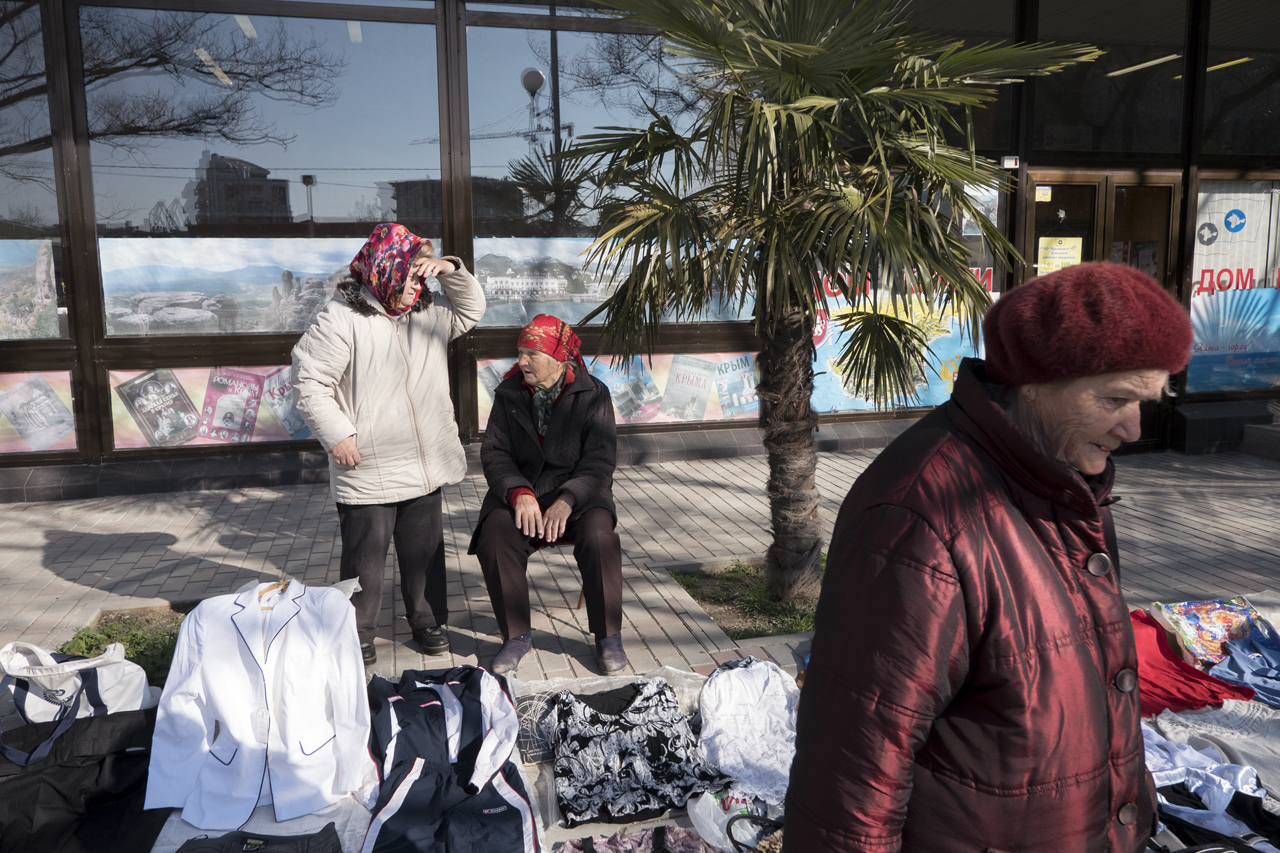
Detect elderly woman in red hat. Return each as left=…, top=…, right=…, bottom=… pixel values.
left=469, top=313, right=627, bottom=675
left=786, top=263, right=1193, bottom=852
left=292, top=224, right=484, bottom=667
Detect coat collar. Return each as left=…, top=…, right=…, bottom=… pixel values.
left=335, top=277, right=431, bottom=318
left=945, top=358, right=1112, bottom=517
left=230, top=579, right=307, bottom=669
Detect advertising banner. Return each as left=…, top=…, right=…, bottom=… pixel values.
left=0, top=372, right=76, bottom=454
left=109, top=365, right=312, bottom=449
left=1187, top=180, right=1280, bottom=392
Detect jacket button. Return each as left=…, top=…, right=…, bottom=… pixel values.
left=1117, top=802, right=1138, bottom=825
left=1114, top=668, right=1138, bottom=692
left=1085, top=553, right=1112, bottom=576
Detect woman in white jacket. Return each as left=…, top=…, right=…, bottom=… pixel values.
left=291, top=224, right=485, bottom=665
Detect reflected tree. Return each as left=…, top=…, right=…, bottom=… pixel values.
left=507, top=145, right=595, bottom=237
left=0, top=2, right=345, bottom=186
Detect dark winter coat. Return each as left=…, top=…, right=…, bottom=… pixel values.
left=785, top=358, right=1155, bottom=853
left=468, top=365, right=617, bottom=554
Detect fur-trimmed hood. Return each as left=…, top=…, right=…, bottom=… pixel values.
left=334, top=273, right=432, bottom=318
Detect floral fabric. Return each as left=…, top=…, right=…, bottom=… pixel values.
left=1153, top=596, right=1266, bottom=665
left=349, top=223, right=430, bottom=317
left=513, top=314, right=585, bottom=367
left=547, top=679, right=727, bottom=828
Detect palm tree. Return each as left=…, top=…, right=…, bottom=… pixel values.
left=565, top=0, right=1099, bottom=604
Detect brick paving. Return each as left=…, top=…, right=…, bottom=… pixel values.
left=2, top=449, right=1280, bottom=688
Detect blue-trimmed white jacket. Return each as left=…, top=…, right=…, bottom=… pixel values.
left=144, top=580, right=371, bottom=830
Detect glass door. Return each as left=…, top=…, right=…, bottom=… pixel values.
left=1022, top=170, right=1182, bottom=452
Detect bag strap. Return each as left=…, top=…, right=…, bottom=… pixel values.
left=727, top=814, right=785, bottom=853
left=79, top=667, right=108, bottom=717
left=0, top=675, right=84, bottom=767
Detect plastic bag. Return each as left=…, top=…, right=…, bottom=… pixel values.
left=688, top=789, right=782, bottom=852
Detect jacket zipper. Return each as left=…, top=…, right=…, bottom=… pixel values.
left=395, top=318, right=432, bottom=493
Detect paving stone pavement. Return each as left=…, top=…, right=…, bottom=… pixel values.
left=1, top=449, right=1279, bottom=688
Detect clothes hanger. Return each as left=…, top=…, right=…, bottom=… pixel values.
left=257, top=578, right=291, bottom=609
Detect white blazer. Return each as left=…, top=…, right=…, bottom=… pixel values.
left=145, top=580, right=371, bottom=830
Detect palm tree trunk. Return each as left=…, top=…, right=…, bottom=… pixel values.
left=757, top=306, right=823, bottom=605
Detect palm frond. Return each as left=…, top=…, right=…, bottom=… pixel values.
left=834, top=310, right=935, bottom=409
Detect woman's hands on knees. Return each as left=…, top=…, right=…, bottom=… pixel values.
left=514, top=494, right=572, bottom=542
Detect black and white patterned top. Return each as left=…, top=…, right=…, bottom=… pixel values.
left=547, top=679, right=728, bottom=828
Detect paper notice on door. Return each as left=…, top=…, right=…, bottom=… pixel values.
left=1037, top=237, right=1083, bottom=274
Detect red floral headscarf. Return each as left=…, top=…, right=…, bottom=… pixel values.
left=503, top=314, right=585, bottom=377
left=349, top=223, right=431, bottom=317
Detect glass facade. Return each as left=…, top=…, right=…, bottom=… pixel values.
left=84, top=8, right=441, bottom=337
left=0, top=0, right=1277, bottom=466
left=0, top=3, right=66, bottom=341
left=1036, top=0, right=1187, bottom=153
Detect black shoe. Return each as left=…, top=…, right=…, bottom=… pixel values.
left=595, top=633, right=629, bottom=673
left=361, top=642, right=376, bottom=666
left=413, top=626, right=450, bottom=656
left=491, top=632, right=532, bottom=676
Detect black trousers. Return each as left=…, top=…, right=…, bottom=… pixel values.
left=475, top=505, right=623, bottom=641
left=336, top=490, right=447, bottom=644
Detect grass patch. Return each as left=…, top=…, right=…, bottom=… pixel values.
left=58, top=607, right=188, bottom=688
left=671, top=558, right=822, bottom=642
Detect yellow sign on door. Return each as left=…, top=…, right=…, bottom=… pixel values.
left=1037, top=237, right=1083, bottom=274
left=1035, top=186, right=1053, bottom=202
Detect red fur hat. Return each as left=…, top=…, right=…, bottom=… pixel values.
left=982, top=262, right=1192, bottom=386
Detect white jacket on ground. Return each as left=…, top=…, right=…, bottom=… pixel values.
left=291, top=259, right=485, bottom=505
left=144, top=580, right=371, bottom=830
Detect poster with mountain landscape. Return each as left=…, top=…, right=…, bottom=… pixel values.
left=0, top=240, right=60, bottom=341
left=97, top=237, right=369, bottom=337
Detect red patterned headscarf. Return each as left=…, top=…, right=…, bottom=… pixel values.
left=503, top=314, right=585, bottom=377
left=349, top=223, right=431, bottom=317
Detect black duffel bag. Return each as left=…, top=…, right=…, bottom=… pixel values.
left=0, top=706, right=170, bottom=853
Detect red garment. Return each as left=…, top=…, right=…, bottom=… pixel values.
left=787, top=358, right=1155, bottom=853
left=1130, top=609, right=1254, bottom=717
left=348, top=223, right=429, bottom=317
left=983, top=261, right=1191, bottom=385
left=503, top=314, right=585, bottom=378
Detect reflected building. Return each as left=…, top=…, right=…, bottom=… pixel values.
left=192, top=153, right=292, bottom=225
left=390, top=177, right=523, bottom=236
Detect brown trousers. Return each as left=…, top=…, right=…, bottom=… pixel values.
left=475, top=505, right=623, bottom=641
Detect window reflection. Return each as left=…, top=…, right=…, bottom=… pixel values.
left=1035, top=0, right=1186, bottom=153
left=83, top=8, right=441, bottom=337
left=466, top=26, right=735, bottom=327
left=1203, top=1, right=1280, bottom=156
left=0, top=1, right=66, bottom=341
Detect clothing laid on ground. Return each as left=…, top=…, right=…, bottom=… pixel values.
left=787, top=359, right=1155, bottom=853
left=145, top=580, right=371, bottom=830
left=174, top=822, right=342, bottom=853
left=1153, top=701, right=1280, bottom=792
left=548, top=679, right=726, bottom=828
left=1157, top=784, right=1280, bottom=852
left=1153, top=598, right=1265, bottom=666
left=551, top=825, right=721, bottom=852
left=697, top=657, right=798, bottom=805
left=1133, top=609, right=1256, bottom=716
left=1211, top=624, right=1280, bottom=709
left=471, top=364, right=622, bottom=643
left=363, top=666, right=538, bottom=853
left=0, top=706, right=169, bottom=853
left=337, top=490, right=448, bottom=643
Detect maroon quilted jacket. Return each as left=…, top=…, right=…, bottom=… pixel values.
left=785, top=359, right=1155, bottom=853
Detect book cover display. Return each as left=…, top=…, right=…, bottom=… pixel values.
left=589, top=356, right=662, bottom=424
left=0, top=374, right=76, bottom=452
left=115, top=368, right=201, bottom=447
left=659, top=355, right=717, bottom=422
left=715, top=354, right=759, bottom=418
left=110, top=365, right=318, bottom=449
left=263, top=367, right=312, bottom=440
left=198, top=368, right=264, bottom=443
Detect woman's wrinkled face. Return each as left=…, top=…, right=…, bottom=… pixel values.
left=1016, top=369, right=1169, bottom=475
left=517, top=347, right=566, bottom=390
left=397, top=266, right=424, bottom=309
